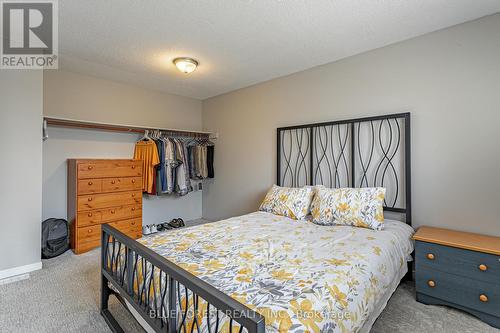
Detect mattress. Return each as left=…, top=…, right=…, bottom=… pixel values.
left=133, top=212, right=414, bottom=333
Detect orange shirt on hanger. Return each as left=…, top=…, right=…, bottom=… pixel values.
left=134, top=140, right=160, bottom=194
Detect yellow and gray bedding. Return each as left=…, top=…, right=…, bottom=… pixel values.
left=134, top=211, right=414, bottom=332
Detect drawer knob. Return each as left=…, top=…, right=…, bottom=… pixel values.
left=88, top=229, right=92, bottom=233
left=131, top=221, right=135, bottom=226
left=88, top=197, right=93, bottom=202
left=132, top=179, right=136, bottom=183
left=111, top=210, right=116, bottom=214
left=132, top=165, right=136, bottom=169
left=479, top=264, right=488, bottom=271
left=88, top=181, right=93, bottom=185
left=87, top=213, right=92, bottom=217
left=111, top=180, right=116, bottom=184
left=88, top=166, right=93, bottom=170
left=427, top=280, right=436, bottom=288
left=426, top=253, right=435, bottom=260
left=132, top=194, right=136, bottom=197
left=131, top=207, right=136, bottom=211
left=480, top=294, right=488, bottom=302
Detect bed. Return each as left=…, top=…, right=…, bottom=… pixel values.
left=101, top=113, right=412, bottom=333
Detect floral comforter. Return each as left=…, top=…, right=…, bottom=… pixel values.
left=138, top=211, right=414, bottom=333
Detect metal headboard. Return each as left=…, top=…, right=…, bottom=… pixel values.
left=277, top=113, right=411, bottom=226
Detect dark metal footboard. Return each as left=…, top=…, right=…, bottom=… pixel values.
left=100, top=224, right=265, bottom=333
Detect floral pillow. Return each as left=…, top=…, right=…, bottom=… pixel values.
left=304, top=184, right=324, bottom=215
left=311, top=187, right=386, bottom=230
left=259, top=185, right=314, bottom=220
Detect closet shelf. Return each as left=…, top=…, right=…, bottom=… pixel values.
left=43, top=116, right=213, bottom=139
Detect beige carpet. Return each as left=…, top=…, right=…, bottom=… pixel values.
left=1, top=235, right=498, bottom=332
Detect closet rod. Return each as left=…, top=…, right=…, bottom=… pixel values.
left=43, top=116, right=213, bottom=138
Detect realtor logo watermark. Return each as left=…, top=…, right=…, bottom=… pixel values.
left=1, top=0, right=58, bottom=69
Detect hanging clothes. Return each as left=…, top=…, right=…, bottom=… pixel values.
left=207, top=145, right=215, bottom=178
left=186, top=141, right=214, bottom=180
left=200, top=145, right=208, bottom=178
left=192, top=145, right=207, bottom=179
left=134, top=139, right=160, bottom=194
left=134, top=131, right=214, bottom=196
left=187, top=145, right=195, bottom=180
left=172, top=138, right=193, bottom=196
left=194, top=145, right=202, bottom=179
left=155, top=138, right=164, bottom=195
left=151, top=161, right=157, bottom=194
left=162, top=138, right=179, bottom=194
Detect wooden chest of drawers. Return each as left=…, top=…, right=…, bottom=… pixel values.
left=68, top=159, right=143, bottom=254
left=414, top=226, right=500, bottom=328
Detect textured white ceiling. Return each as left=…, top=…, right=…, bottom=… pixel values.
left=59, top=0, right=500, bottom=99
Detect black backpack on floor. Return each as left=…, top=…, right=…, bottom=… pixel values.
left=42, top=218, right=69, bottom=259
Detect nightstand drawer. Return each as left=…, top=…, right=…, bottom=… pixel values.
left=416, top=268, right=500, bottom=317
left=416, top=241, right=500, bottom=284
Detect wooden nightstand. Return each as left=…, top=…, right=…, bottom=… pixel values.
left=413, top=226, right=500, bottom=328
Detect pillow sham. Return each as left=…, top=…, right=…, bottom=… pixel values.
left=259, top=185, right=314, bottom=220
left=311, top=187, right=386, bottom=230
left=304, top=184, right=324, bottom=215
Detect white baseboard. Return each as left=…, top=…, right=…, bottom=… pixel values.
left=0, top=262, right=42, bottom=281
left=0, top=273, right=30, bottom=286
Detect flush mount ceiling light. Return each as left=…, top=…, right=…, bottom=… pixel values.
left=173, top=57, right=198, bottom=74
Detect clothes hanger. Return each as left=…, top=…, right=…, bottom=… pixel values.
left=153, top=129, right=160, bottom=140
left=139, top=129, right=151, bottom=142
left=200, top=135, right=211, bottom=145
left=183, top=135, right=196, bottom=146
left=203, top=134, right=214, bottom=146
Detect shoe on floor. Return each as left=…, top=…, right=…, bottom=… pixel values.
left=168, top=218, right=184, bottom=228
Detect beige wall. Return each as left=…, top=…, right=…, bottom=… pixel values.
left=43, top=70, right=204, bottom=225
left=202, top=14, right=500, bottom=236
left=44, top=70, right=202, bottom=130
left=0, top=71, right=43, bottom=274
